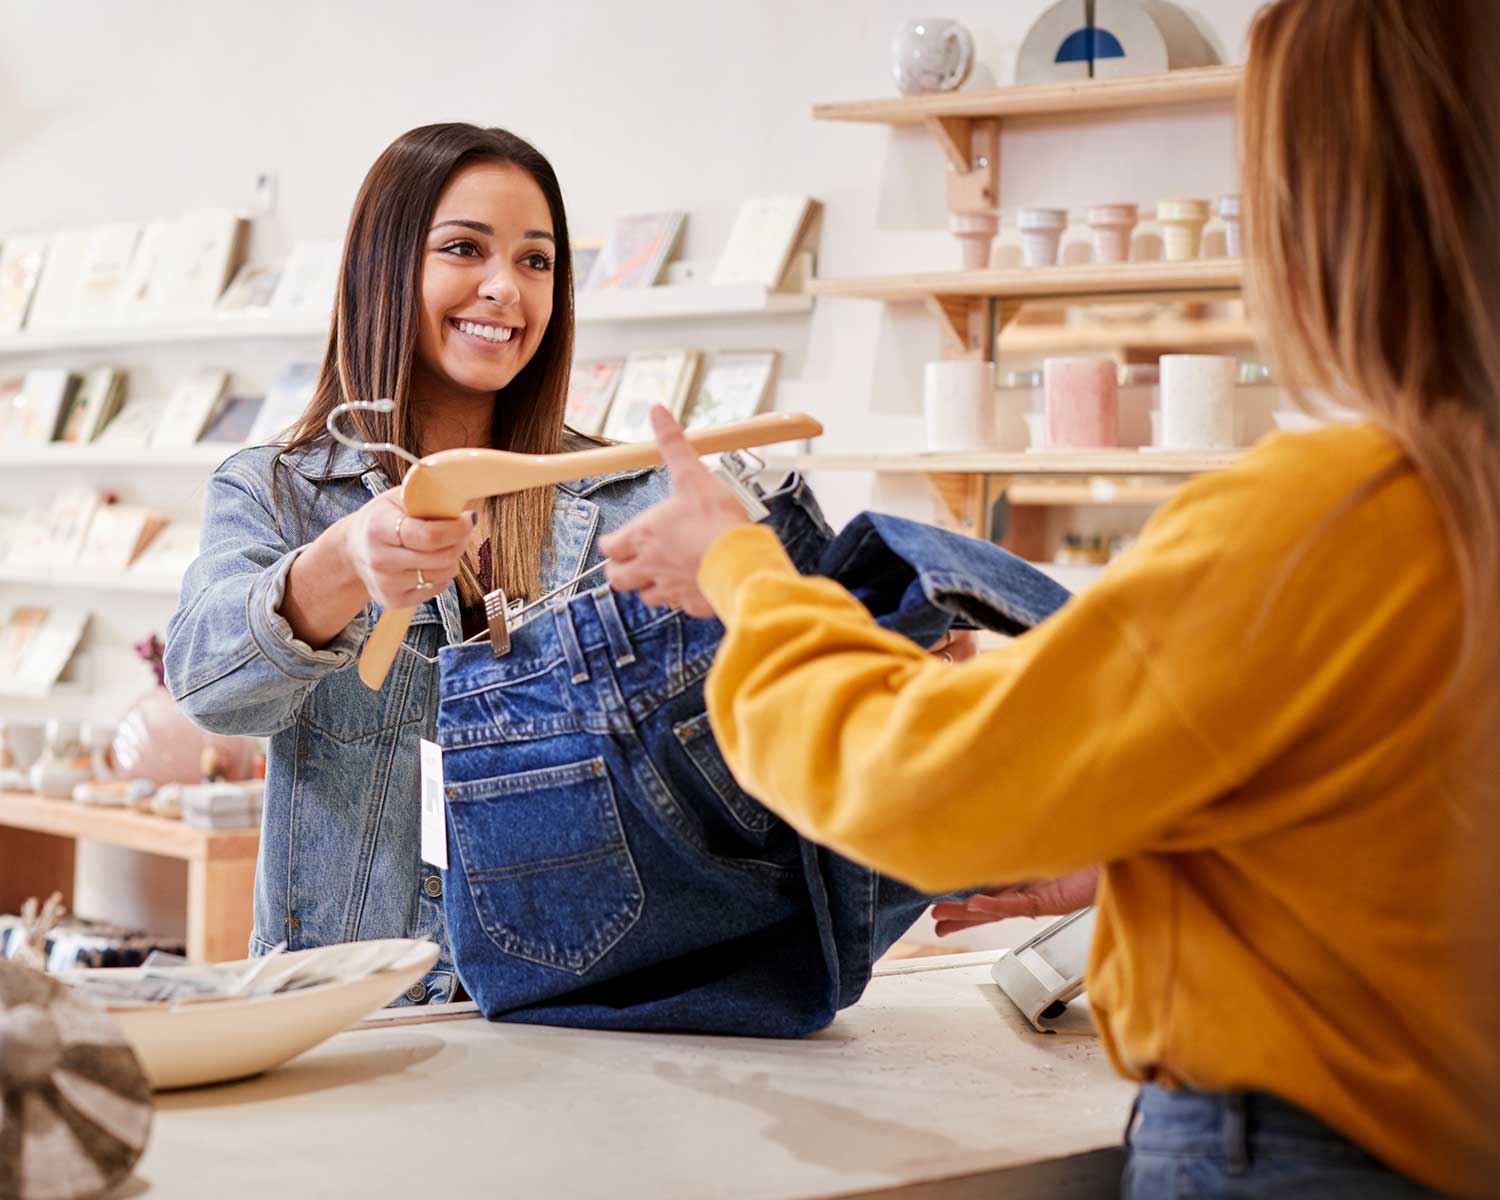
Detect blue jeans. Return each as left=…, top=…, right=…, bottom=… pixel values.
left=1124, top=1085, right=1452, bottom=1198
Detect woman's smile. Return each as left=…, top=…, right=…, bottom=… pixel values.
left=448, top=316, right=522, bottom=349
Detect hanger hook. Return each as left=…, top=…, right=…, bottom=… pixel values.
left=325, top=399, right=422, bottom=469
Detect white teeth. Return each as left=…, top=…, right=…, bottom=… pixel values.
left=457, top=320, right=514, bottom=343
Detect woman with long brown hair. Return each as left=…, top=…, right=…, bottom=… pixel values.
left=599, top=1, right=1499, bottom=1193
left=163, top=124, right=668, bottom=1005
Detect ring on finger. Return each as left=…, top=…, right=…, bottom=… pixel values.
left=415, top=568, right=431, bottom=591
left=395, top=515, right=407, bottom=549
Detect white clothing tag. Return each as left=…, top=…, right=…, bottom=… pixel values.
left=419, top=738, right=448, bottom=870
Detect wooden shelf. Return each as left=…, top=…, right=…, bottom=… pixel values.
left=0, top=790, right=255, bottom=862
left=1006, top=481, right=1182, bottom=505
left=814, top=65, right=1241, bottom=126
left=999, top=317, right=1257, bottom=355
left=809, top=259, right=1241, bottom=305
left=0, top=314, right=328, bottom=356
left=797, top=449, right=1239, bottom=475
left=0, top=790, right=258, bottom=962
left=0, top=566, right=182, bottom=595
left=0, top=443, right=235, bottom=468
left=576, top=284, right=812, bottom=323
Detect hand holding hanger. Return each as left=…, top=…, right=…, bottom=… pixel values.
left=327, top=400, right=824, bottom=689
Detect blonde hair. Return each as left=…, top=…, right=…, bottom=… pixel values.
left=1241, top=0, right=1499, bottom=719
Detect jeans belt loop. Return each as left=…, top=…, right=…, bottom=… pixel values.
left=555, top=601, right=589, bottom=684
left=590, top=584, right=637, bottom=668
left=1222, top=1093, right=1250, bottom=1176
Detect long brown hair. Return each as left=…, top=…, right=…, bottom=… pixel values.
left=279, top=123, right=578, bottom=601
left=1241, top=0, right=1499, bottom=714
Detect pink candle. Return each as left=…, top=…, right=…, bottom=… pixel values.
left=1044, top=357, right=1119, bottom=448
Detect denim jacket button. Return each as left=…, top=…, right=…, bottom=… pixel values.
left=423, top=875, right=443, bottom=899
left=405, top=981, right=428, bottom=1004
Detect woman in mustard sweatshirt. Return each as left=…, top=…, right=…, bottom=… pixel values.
left=600, top=1, right=1499, bottom=1195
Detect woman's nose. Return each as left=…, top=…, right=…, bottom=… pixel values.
left=479, top=267, right=521, bottom=307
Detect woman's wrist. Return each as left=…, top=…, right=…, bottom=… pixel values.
left=281, top=517, right=371, bottom=649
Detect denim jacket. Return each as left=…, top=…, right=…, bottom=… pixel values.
left=163, top=437, right=669, bottom=1004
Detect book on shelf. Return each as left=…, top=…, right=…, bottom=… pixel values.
left=565, top=357, right=625, bottom=437
left=0, top=606, right=89, bottom=697
left=36, top=486, right=107, bottom=568
left=198, top=393, right=265, bottom=444
left=60, top=366, right=126, bottom=444
left=269, top=240, right=341, bottom=315
left=156, top=211, right=249, bottom=317
left=0, top=234, right=50, bottom=334
left=132, top=523, right=200, bottom=578
left=115, top=219, right=177, bottom=323
left=584, top=212, right=687, bottom=292
left=711, top=196, right=820, bottom=290
left=684, top=350, right=779, bottom=429
left=602, top=350, right=701, bottom=443
left=216, top=263, right=281, bottom=315
left=79, top=505, right=170, bottom=572
left=11, top=369, right=80, bottom=444
left=73, top=223, right=144, bottom=325
left=247, top=362, right=318, bottom=445
left=152, top=369, right=230, bottom=447
left=571, top=240, right=602, bottom=289
left=24, top=230, right=90, bottom=331
left=94, top=395, right=165, bottom=448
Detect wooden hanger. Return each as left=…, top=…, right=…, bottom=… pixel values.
left=353, top=411, right=822, bottom=689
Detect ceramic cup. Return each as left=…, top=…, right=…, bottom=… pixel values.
left=1218, top=194, right=1242, bottom=257
left=995, top=369, right=1041, bottom=451
left=1159, top=354, right=1237, bottom=448
left=891, top=19, right=975, bottom=95
left=924, top=360, right=997, bottom=452
left=948, top=211, right=999, bottom=270
left=1087, top=204, right=1138, bottom=265
left=1017, top=208, right=1069, bottom=268
left=1044, top=357, right=1119, bottom=449
left=1157, top=198, right=1211, bottom=261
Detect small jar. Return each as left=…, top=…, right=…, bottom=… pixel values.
left=995, top=369, right=1041, bottom=451
left=1159, top=354, right=1237, bottom=449
left=923, top=360, right=998, bottom=452
left=1218, top=194, right=1242, bottom=258
left=1157, top=199, right=1211, bottom=261
left=1017, top=208, right=1069, bottom=268
left=1044, top=357, right=1119, bottom=449
left=949, top=211, right=999, bottom=270
left=1117, top=363, right=1159, bottom=448
left=1087, top=204, right=1138, bottom=264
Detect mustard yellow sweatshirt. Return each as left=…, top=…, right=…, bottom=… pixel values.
left=699, top=424, right=1499, bottom=1197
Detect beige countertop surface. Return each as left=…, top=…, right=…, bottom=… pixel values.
left=125, top=951, right=1135, bottom=1199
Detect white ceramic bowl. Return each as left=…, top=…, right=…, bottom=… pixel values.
left=76, top=939, right=440, bottom=1089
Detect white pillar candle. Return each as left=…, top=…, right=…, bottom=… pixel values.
left=1159, top=355, right=1237, bottom=449
left=923, top=360, right=998, bottom=452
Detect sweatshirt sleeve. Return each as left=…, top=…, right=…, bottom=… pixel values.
left=698, top=524, right=1233, bottom=893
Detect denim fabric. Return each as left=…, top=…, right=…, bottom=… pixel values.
left=163, top=436, right=670, bottom=1005
left=1123, top=1085, right=1451, bottom=1198
left=437, top=479, right=1074, bottom=1035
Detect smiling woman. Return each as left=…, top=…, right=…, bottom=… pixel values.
left=162, top=124, right=671, bottom=1004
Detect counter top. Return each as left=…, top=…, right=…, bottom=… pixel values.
left=130, top=951, right=1134, bottom=1199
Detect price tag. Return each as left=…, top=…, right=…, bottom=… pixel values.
left=419, top=738, right=447, bottom=870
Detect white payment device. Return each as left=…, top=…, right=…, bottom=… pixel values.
left=990, top=907, right=1096, bottom=1030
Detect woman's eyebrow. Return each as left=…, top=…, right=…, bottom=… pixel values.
left=429, top=219, right=555, bottom=244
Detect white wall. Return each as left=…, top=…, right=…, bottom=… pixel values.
left=1, top=0, right=1265, bottom=941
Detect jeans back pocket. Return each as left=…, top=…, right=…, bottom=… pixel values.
left=446, top=756, right=643, bottom=975
left=673, top=711, right=782, bottom=836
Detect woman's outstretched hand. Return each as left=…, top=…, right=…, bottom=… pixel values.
left=930, top=867, right=1100, bottom=938
left=601, top=406, right=752, bottom=617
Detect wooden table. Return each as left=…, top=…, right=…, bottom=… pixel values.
left=0, top=790, right=256, bottom=961
left=133, top=952, right=1136, bottom=1198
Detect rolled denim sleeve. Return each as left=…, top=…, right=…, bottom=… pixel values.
left=165, top=458, right=367, bottom=737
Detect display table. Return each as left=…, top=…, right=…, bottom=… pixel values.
left=132, top=952, right=1135, bottom=1198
